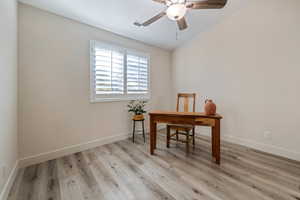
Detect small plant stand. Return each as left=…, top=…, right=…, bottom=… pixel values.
left=132, top=118, right=145, bottom=143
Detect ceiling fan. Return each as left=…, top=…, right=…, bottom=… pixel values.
left=134, top=0, right=227, bottom=31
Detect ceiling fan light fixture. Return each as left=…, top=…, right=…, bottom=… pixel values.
left=166, top=3, right=187, bottom=21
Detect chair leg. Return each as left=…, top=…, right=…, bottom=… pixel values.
left=132, top=120, right=136, bottom=143
left=176, top=130, right=179, bottom=141
left=142, top=120, right=145, bottom=143
left=192, top=127, right=195, bottom=147
left=186, top=130, right=190, bottom=155
left=166, top=126, right=170, bottom=148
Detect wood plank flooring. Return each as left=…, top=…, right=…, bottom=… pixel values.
left=8, top=131, right=300, bottom=200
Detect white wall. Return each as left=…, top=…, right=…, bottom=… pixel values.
left=172, top=0, right=300, bottom=160
left=18, top=3, right=172, bottom=164
left=0, top=0, right=18, bottom=196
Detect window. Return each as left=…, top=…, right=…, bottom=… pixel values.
left=90, top=41, right=150, bottom=102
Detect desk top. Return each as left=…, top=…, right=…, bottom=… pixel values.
left=149, top=110, right=223, bottom=119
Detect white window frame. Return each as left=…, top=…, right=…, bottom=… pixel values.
left=90, top=40, right=151, bottom=103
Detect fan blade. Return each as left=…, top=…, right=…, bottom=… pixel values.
left=152, top=0, right=166, bottom=4
left=187, top=0, right=227, bottom=9
left=141, top=12, right=166, bottom=26
left=177, top=17, right=188, bottom=30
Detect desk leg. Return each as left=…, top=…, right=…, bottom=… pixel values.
left=150, top=116, right=157, bottom=155
left=211, top=126, right=216, bottom=158
left=212, top=119, right=221, bottom=165
left=154, top=124, right=157, bottom=150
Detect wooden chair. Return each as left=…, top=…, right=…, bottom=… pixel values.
left=166, top=93, right=196, bottom=154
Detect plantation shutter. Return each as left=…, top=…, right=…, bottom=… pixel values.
left=90, top=41, right=150, bottom=102
left=126, top=53, right=149, bottom=94
left=92, top=45, right=124, bottom=95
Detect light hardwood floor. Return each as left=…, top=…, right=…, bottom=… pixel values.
left=8, top=130, right=300, bottom=200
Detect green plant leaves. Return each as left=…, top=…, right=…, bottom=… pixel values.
left=127, top=100, right=148, bottom=115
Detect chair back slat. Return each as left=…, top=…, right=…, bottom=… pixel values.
left=183, top=97, right=189, bottom=112
left=176, top=93, right=196, bottom=112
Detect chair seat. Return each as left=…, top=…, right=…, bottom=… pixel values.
left=166, top=123, right=196, bottom=154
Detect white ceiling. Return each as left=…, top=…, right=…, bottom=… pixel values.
left=18, top=0, right=245, bottom=50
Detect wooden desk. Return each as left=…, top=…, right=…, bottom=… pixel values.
left=149, top=111, right=223, bottom=164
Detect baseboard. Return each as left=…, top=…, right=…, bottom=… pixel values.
left=0, top=161, right=19, bottom=200
left=224, top=134, right=300, bottom=161
left=19, top=133, right=131, bottom=168
left=135, top=124, right=165, bottom=134
left=198, top=132, right=300, bottom=161
left=18, top=124, right=166, bottom=168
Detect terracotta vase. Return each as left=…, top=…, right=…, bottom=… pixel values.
left=204, top=99, right=216, bottom=115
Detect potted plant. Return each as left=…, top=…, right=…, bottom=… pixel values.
left=127, top=100, right=147, bottom=120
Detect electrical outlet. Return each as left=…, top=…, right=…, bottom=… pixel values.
left=263, top=131, right=272, bottom=139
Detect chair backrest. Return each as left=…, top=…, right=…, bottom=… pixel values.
left=176, top=93, right=196, bottom=112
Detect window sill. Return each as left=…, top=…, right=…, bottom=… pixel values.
left=90, top=96, right=150, bottom=103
